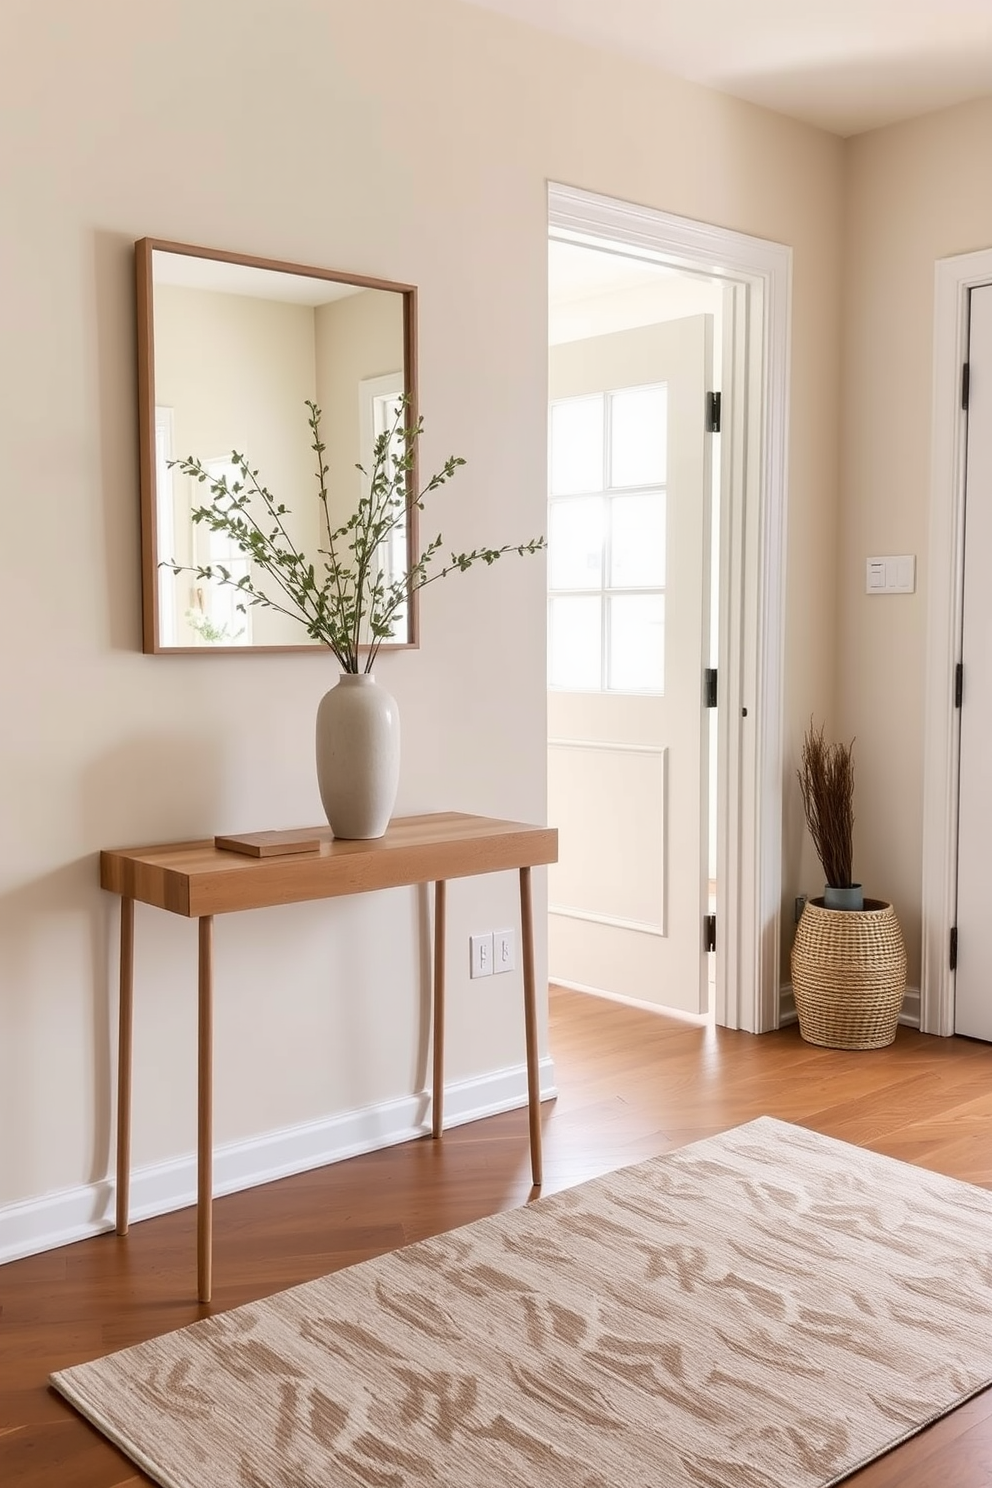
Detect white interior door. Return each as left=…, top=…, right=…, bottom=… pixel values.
left=956, top=283, right=992, bottom=1040
left=547, top=316, right=713, bottom=1015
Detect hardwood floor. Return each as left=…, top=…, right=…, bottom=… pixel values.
left=3, top=984, right=992, bottom=1486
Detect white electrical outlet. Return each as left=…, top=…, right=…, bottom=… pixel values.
left=494, top=928, right=516, bottom=974
left=470, top=932, right=493, bottom=978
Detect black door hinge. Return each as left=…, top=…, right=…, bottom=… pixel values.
left=950, top=926, right=958, bottom=971
left=955, top=662, right=963, bottom=708
left=706, top=391, right=722, bottom=433
left=704, top=913, right=716, bottom=953
left=704, top=668, right=718, bottom=708
left=962, top=362, right=970, bottom=411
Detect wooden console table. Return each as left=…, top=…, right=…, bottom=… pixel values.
left=102, top=812, right=558, bottom=1302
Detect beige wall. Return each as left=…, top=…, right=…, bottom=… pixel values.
left=0, top=0, right=843, bottom=1222
left=841, top=97, right=992, bottom=985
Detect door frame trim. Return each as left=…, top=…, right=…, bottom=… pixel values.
left=921, top=246, right=992, bottom=1035
left=548, top=183, right=792, bottom=1033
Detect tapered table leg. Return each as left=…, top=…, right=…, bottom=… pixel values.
left=197, top=916, right=214, bottom=1303
left=519, top=866, right=543, bottom=1186
left=115, top=897, right=134, bottom=1235
left=431, top=880, right=447, bottom=1139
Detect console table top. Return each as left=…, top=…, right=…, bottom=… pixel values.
left=100, top=811, right=558, bottom=917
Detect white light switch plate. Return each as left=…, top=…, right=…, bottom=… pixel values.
left=866, top=555, right=915, bottom=594
left=470, top=932, right=493, bottom=978
left=493, top=928, right=516, bottom=974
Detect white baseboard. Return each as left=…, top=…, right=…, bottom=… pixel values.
left=552, top=977, right=713, bottom=1026
left=779, top=984, right=922, bottom=1030
left=0, top=1057, right=557, bottom=1266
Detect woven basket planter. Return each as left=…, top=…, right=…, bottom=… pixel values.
left=791, top=898, right=907, bottom=1050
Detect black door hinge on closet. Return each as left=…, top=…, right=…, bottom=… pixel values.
left=950, top=926, right=958, bottom=972
left=962, top=362, right=970, bottom=411
left=704, top=914, right=717, bottom=953
left=704, top=669, right=718, bottom=708
left=706, top=391, right=721, bottom=433
left=955, top=662, right=963, bottom=708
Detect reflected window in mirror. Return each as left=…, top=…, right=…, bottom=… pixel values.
left=136, top=239, right=418, bottom=654
left=360, top=372, right=408, bottom=638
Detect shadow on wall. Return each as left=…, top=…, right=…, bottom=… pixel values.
left=0, top=857, right=109, bottom=1210
left=318, top=882, right=433, bottom=1119
left=782, top=736, right=808, bottom=925
left=90, top=226, right=144, bottom=655
left=0, top=732, right=224, bottom=1207
left=415, top=882, right=432, bottom=1105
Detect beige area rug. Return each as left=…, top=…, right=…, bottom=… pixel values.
left=52, top=1117, right=992, bottom=1488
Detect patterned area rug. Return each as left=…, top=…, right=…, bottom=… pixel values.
left=52, top=1117, right=992, bottom=1488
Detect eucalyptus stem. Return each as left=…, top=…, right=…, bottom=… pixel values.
left=177, top=459, right=320, bottom=624
left=307, top=401, right=352, bottom=650
left=350, top=401, right=406, bottom=667
left=163, top=396, right=545, bottom=667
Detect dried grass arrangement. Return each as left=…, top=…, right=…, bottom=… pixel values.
left=798, top=720, right=855, bottom=889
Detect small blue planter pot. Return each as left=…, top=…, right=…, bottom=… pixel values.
left=823, top=883, right=864, bottom=911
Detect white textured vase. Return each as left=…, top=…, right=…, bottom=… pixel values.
left=315, top=673, right=400, bottom=839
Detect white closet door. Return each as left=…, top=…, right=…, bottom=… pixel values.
left=955, top=283, right=992, bottom=1040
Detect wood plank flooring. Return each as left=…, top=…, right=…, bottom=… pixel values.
left=3, top=985, right=992, bottom=1486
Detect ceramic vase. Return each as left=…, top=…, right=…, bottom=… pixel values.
left=315, top=673, right=400, bottom=839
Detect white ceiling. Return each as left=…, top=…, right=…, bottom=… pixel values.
left=548, top=240, right=722, bottom=343
left=152, top=251, right=364, bottom=306
left=548, top=240, right=677, bottom=304
left=457, top=0, right=992, bottom=136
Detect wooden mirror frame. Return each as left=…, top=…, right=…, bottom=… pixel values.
left=135, top=238, right=419, bottom=655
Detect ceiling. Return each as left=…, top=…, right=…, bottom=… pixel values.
left=548, top=240, right=677, bottom=304
left=457, top=0, right=992, bottom=136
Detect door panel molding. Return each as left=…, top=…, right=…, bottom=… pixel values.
left=548, top=736, right=666, bottom=754
left=549, top=184, right=791, bottom=1033
left=548, top=906, right=666, bottom=938
left=923, top=247, right=992, bottom=1036
left=548, top=740, right=667, bottom=933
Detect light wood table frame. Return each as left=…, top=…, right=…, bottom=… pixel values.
left=101, top=812, right=558, bottom=1302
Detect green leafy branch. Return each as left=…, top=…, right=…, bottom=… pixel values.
left=163, top=397, right=545, bottom=672
left=184, top=608, right=245, bottom=644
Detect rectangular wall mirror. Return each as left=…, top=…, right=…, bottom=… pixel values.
left=135, top=238, right=419, bottom=653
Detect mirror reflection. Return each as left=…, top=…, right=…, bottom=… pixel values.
left=137, top=239, right=417, bottom=652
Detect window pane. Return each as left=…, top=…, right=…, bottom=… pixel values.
left=370, top=394, right=407, bottom=601
left=549, top=497, right=604, bottom=591
left=608, top=594, right=665, bottom=693
left=610, top=492, right=666, bottom=588
left=550, top=396, right=604, bottom=494
left=610, top=385, right=667, bottom=488
left=549, top=595, right=602, bottom=690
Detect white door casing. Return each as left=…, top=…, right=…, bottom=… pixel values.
left=549, top=184, right=792, bottom=1033
left=951, top=284, right=992, bottom=1040
left=548, top=316, right=713, bottom=1016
